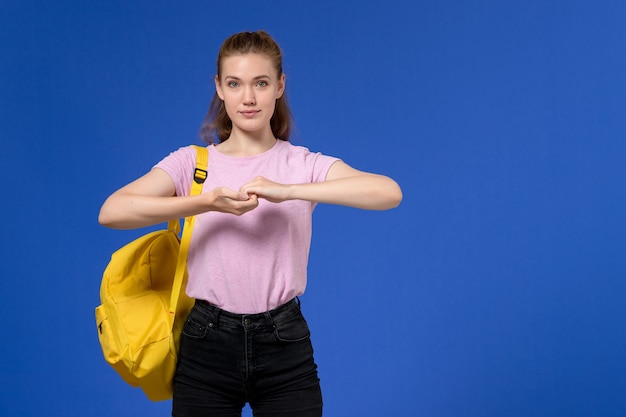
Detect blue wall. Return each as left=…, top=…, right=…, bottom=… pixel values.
left=1, top=1, right=625, bottom=416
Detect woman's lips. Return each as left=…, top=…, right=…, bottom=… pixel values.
left=240, top=110, right=260, bottom=118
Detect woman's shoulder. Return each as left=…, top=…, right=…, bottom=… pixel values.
left=164, top=144, right=208, bottom=161
left=276, top=140, right=341, bottom=181
left=277, top=139, right=329, bottom=157
left=155, top=144, right=208, bottom=171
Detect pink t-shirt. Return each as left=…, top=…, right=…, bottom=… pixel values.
left=154, top=140, right=339, bottom=314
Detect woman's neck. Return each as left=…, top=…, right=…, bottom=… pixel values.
left=216, top=129, right=278, bottom=157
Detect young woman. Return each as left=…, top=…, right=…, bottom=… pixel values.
left=99, top=30, right=402, bottom=417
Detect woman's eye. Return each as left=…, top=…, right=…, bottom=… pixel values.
left=257, top=81, right=268, bottom=87
left=228, top=81, right=239, bottom=88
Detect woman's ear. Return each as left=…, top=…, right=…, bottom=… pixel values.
left=276, top=73, right=286, bottom=99
left=215, top=75, right=224, bottom=100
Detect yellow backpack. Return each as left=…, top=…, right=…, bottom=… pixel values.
left=95, top=145, right=208, bottom=401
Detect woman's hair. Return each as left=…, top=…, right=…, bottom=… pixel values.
left=199, top=30, right=293, bottom=144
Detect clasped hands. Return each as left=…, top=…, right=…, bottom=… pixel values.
left=209, top=176, right=291, bottom=216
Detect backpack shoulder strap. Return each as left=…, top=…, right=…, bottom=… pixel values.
left=168, top=145, right=209, bottom=320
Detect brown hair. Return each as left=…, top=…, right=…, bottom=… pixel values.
left=199, top=30, right=293, bottom=143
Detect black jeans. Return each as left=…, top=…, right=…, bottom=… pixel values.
left=172, top=298, right=323, bottom=417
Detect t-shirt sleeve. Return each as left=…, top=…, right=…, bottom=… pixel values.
left=153, top=146, right=197, bottom=197
left=305, top=150, right=341, bottom=183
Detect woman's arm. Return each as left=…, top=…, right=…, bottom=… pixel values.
left=240, top=161, right=402, bottom=210
left=98, top=168, right=259, bottom=230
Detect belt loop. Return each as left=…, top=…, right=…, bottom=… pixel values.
left=263, top=311, right=276, bottom=330
left=213, top=306, right=222, bottom=329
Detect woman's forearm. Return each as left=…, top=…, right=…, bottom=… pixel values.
left=99, top=187, right=261, bottom=230
left=287, top=174, right=402, bottom=210
left=98, top=193, right=209, bottom=230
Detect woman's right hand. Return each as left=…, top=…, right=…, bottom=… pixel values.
left=99, top=168, right=258, bottom=230
left=205, top=187, right=259, bottom=216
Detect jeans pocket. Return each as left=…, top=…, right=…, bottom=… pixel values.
left=182, top=306, right=210, bottom=339
left=274, top=312, right=311, bottom=342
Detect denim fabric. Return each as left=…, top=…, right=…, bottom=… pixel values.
left=172, top=298, right=323, bottom=417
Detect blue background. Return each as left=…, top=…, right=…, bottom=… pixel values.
left=1, top=1, right=625, bottom=416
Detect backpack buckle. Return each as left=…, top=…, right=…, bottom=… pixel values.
left=194, top=168, right=207, bottom=184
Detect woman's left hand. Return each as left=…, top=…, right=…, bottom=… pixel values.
left=240, top=161, right=402, bottom=210
left=239, top=176, right=291, bottom=203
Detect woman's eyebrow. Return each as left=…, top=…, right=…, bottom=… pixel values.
left=224, top=75, right=271, bottom=81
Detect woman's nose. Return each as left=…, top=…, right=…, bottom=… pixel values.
left=243, top=87, right=255, bottom=104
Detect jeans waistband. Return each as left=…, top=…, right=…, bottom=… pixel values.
left=193, top=298, right=301, bottom=330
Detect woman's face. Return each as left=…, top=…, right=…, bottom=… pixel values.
left=215, top=53, right=285, bottom=139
